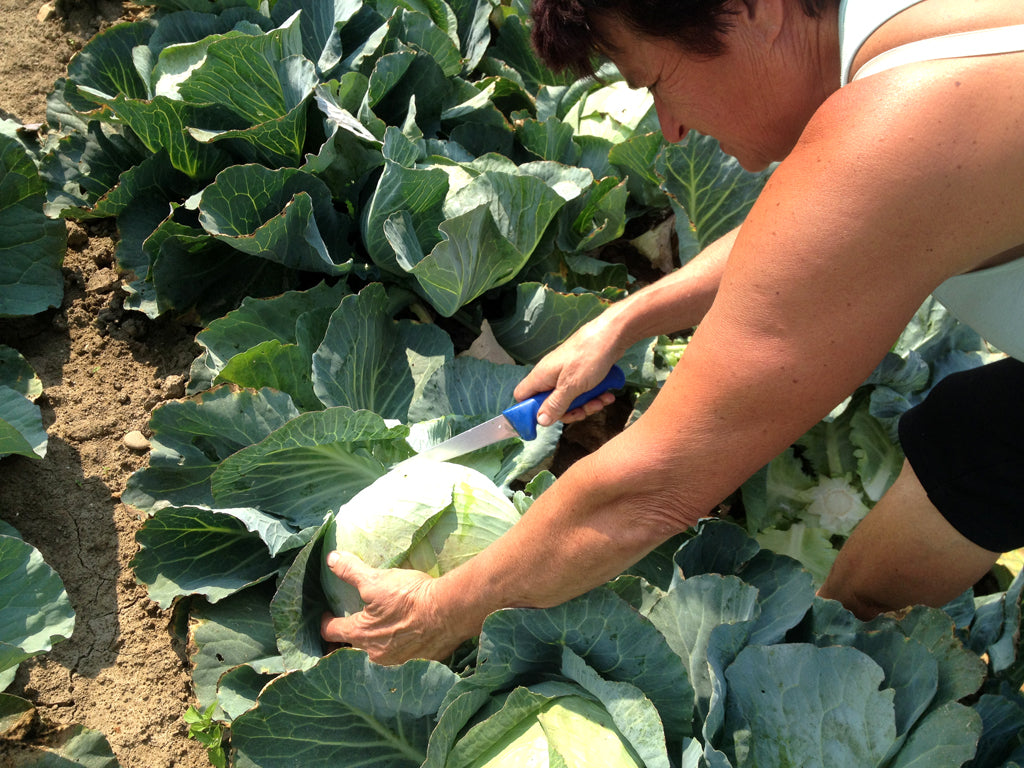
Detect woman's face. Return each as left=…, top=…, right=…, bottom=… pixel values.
left=591, top=9, right=825, bottom=171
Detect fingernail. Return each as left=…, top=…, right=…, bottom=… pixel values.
left=537, top=413, right=551, bottom=427
left=327, top=551, right=339, bottom=567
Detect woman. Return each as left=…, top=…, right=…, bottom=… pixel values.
left=322, top=0, right=1024, bottom=664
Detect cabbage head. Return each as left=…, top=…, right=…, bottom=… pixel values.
left=447, top=682, right=645, bottom=768
left=802, top=475, right=870, bottom=536
left=321, top=461, right=521, bottom=616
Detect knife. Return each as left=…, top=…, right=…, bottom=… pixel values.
left=414, top=365, right=626, bottom=463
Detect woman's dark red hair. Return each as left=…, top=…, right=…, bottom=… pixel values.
left=530, top=0, right=839, bottom=77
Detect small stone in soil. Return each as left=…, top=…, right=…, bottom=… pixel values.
left=123, top=431, right=150, bottom=451
left=86, top=269, right=119, bottom=294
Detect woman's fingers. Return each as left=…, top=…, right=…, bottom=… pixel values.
left=537, top=369, right=620, bottom=426
left=319, top=551, right=460, bottom=663
left=325, top=550, right=370, bottom=592
left=512, top=359, right=561, bottom=404
left=533, top=382, right=574, bottom=427
left=511, top=312, right=624, bottom=425
left=320, top=611, right=349, bottom=645
left=320, top=552, right=376, bottom=645
left=514, top=353, right=617, bottom=425
left=558, top=391, right=617, bottom=424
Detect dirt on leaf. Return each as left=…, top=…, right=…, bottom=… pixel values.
left=0, top=1, right=211, bottom=765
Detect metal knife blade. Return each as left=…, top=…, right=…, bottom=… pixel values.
left=413, top=415, right=520, bottom=463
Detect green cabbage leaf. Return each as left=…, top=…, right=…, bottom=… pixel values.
left=0, top=522, right=75, bottom=691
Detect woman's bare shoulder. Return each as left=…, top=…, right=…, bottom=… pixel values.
left=782, top=51, right=1024, bottom=277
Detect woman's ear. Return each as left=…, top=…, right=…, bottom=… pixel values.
left=739, top=0, right=785, bottom=47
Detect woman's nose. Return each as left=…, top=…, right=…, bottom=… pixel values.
left=654, top=98, right=687, bottom=143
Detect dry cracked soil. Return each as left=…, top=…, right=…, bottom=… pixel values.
left=1, top=0, right=211, bottom=764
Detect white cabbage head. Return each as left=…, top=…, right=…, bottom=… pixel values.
left=803, top=476, right=870, bottom=536
left=461, top=687, right=645, bottom=768
left=321, top=460, right=521, bottom=616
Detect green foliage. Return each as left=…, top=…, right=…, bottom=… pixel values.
left=0, top=521, right=75, bottom=692
left=0, top=126, right=80, bottom=755
left=0, top=120, right=66, bottom=318
left=435, top=678, right=652, bottom=767
left=656, top=133, right=772, bottom=264
left=230, top=651, right=458, bottom=767
left=0, top=380, right=47, bottom=460
left=37, top=0, right=770, bottom=326
left=20, top=0, right=1020, bottom=763
left=185, top=703, right=228, bottom=768
left=0, top=122, right=62, bottom=460
left=0, top=703, right=121, bottom=766
left=216, top=521, right=1024, bottom=767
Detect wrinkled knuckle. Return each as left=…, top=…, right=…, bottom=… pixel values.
left=546, top=387, right=568, bottom=406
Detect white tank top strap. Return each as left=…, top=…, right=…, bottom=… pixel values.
left=852, top=24, right=1024, bottom=81
left=838, top=0, right=923, bottom=85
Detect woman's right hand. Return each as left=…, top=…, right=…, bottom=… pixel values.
left=512, top=314, right=625, bottom=427
left=513, top=224, right=736, bottom=425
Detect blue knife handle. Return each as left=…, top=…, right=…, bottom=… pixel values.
left=502, top=365, right=626, bottom=441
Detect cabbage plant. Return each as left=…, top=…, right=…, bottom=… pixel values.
left=0, top=523, right=116, bottom=765
left=0, top=122, right=84, bottom=752
left=441, top=681, right=647, bottom=768
left=0, top=121, right=64, bottom=320
left=0, top=121, right=64, bottom=460
left=33, top=0, right=1021, bottom=762
left=227, top=520, right=1024, bottom=768
left=0, top=520, right=75, bottom=691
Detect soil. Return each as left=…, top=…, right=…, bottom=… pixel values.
left=0, top=0, right=211, bottom=765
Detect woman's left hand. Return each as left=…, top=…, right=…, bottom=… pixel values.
left=320, top=551, right=472, bottom=665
